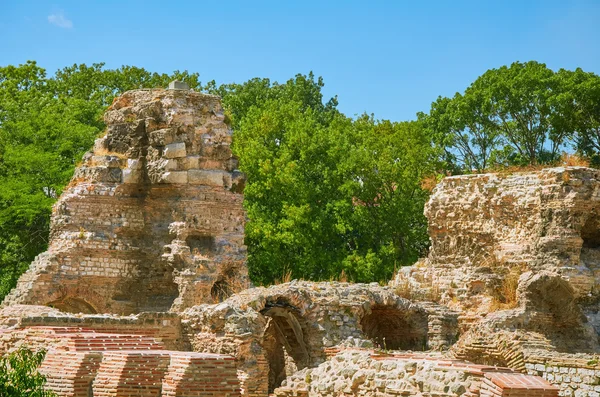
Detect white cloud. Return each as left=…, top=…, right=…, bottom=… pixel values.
left=47, top=12, right=73, bottom=29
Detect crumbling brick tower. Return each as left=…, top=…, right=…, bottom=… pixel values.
left=2, top=83, right=248, bottom=314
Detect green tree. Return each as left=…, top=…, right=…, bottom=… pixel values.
left=207, top=72, right=338, bottom=130
left=234, top=98, right=349, bottom=283
left=481, top=61, right=572, bottom=165
left=0, top=347, right=56, bottom=397
left=556, top=68, right=600, bottom=163
left=420, top=91, right=500, bottom=173
left=340, top=117, right=438, bottom=281
left=232, top=74, right=437, bottom=283
left=423, top=61, right=584, bottom=170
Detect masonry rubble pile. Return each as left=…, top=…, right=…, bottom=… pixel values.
left=0, top=84, right=597, bottom=397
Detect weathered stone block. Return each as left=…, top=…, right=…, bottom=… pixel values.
left=188, top=170, right=230, bottom=187
left=122, top=168, right=142, bottom=184
left=127, top=158, right=143, bottom=170
left=164, top=142, right=186, bottom=158
left=91, top=155, right=122, bottom=168
left=161, top=171, right=188, bottom=184
left=148, top=128, right=176, bottom=146
left=168, top=80, right=189, bottom=90
left=165, top=159, right=178, bottom=170
left=180, top=155, right=200, bottom=170
left=74, top=167, right=122, bottom=183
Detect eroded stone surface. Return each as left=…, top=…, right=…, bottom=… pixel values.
left=275, top=350, right=558, bottom=397
left=392, top=167, right=600, bottom=317
left=2, top=88, right=248, bottom=314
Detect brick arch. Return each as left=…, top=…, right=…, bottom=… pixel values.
left=260, top=299, right=311, bottom=393
left=47, top=297, right=98, bottom=314
left=44, top=285, right=106, bottom=314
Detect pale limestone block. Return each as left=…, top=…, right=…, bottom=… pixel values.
left=162, top=171, right=188, bottom=184
left=165, top=159, right=178, bottom=170
left=122, top=168, right=142, bottom=184
left=188, top=170, right=231, bottom=187
left=180, top=155, right=200, bottom=170
left=164, top=142, right=186, bottom=158
left=127, top=159, right=143, bottom=170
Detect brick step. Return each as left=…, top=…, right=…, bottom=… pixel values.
left=3, top=326, right=166, bottom=352
left=483, top=372, right=559, bottom=397
left=65, top=334, right=164, bottom=351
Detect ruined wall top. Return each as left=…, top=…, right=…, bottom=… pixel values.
left=416, top=166, right=600, bottom=298
left=2, top=85, right=248, bottom=314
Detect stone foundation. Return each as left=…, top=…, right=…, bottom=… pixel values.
left=274, top=349, right=559, bottom=397
left=181, top=281, right=461, bottom=395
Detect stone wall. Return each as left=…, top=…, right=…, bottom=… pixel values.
left=2, top=87, right=248, bottom=314
left=451, top=272, right=600, bottom=396
left=0, top=305, right=185, bottom=351
left=274, top=349, right=559, bottom=397
left=0, top=306, right=240, bottom=397
left=181, top=281, right=459, bottom=395
left=392, top=167, right=600, bottom=318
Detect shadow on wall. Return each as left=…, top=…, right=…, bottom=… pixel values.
left=360, top=305, right=429, bottom=351
left=48, top=297, right=98, bottom=314
left=261, top=299, right=311, bottom=393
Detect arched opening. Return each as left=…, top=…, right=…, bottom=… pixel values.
left=581, top=214, right=600, bottom=249
left=210, top=265, right=241, bottom=303
left=360, top=305, right=428, bottom=351
left=47, top=297, right=97, bottom=314
left=261, top=300, right=310, bottom=393
left=579, top=213, right=600, bottom=301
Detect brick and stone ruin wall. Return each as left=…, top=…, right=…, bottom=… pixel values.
left=3, top=85, right=599, bottom=397
left=3, top=85, right=248, bottom=314
left=392, top=168, right=600, bottom=397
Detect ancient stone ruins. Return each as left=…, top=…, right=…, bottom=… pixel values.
left=2, top=85, right=600, bottom=397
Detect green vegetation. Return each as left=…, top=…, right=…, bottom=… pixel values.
left=0, top=60, right=598, bottom=295
left=225, top=76, right=438, bottom=283
left=0, top=346, right=56, bottom=396
left=420, top=61, right=600, bottom=171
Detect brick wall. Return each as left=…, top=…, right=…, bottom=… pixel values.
left=1, top=325, right=241, bottom=397
left=526, top=361, right=600, bottom=397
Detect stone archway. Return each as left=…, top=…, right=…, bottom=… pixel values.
left=261, top=302, right=310, bottom=393
left=578, top=211, right=600, bottom=300
left=47, top=296, right=98, bottom=314
left=581, top=213, right=600, bottom=249
left=360, top=305, right=428, bottom=351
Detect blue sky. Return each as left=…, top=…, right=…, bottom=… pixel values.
left=1, top=1, right=599, bottom=121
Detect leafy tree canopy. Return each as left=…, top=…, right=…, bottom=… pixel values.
left=0, top=347, right=56, bottom=397
left=420, top=61, right=600, bottom=172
